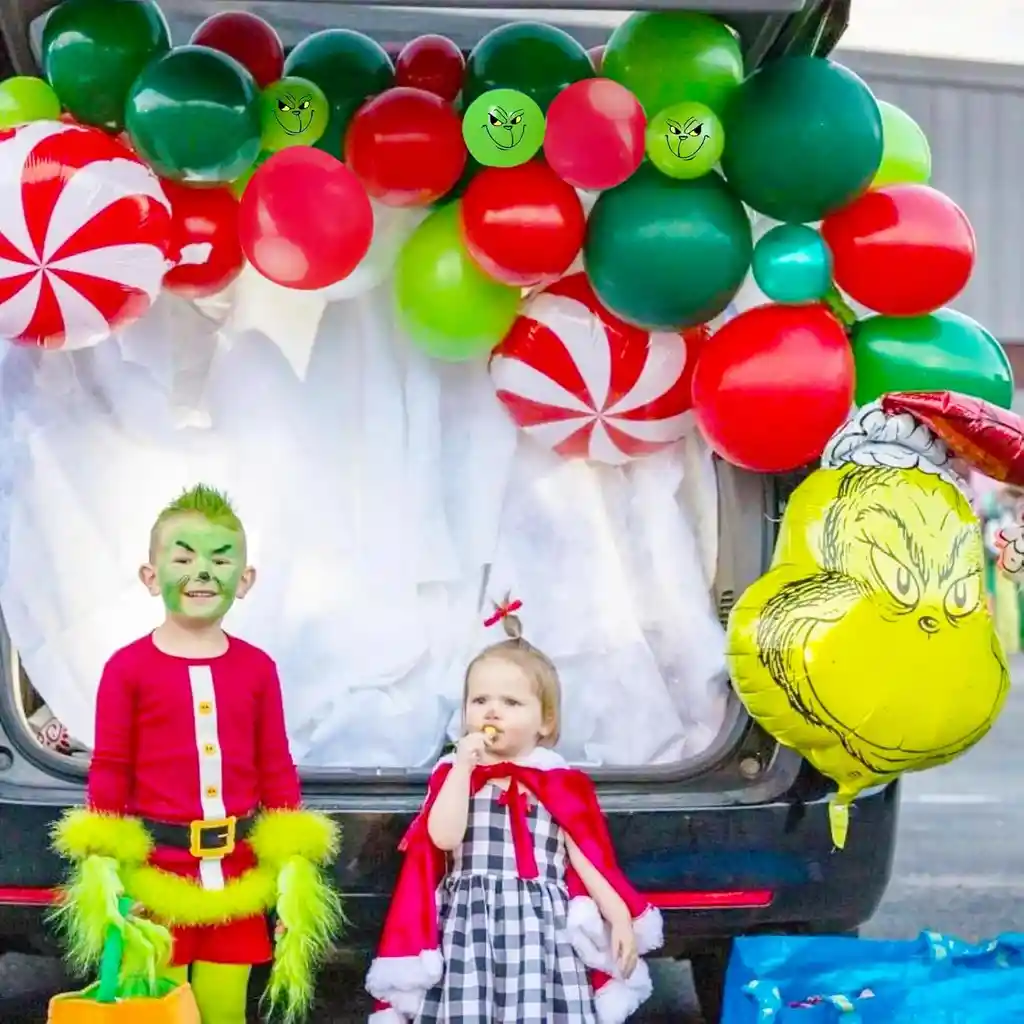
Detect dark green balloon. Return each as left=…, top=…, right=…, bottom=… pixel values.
left=721, top=57, right=883, bottom=224
left=42, top=0, right=170, bottom=130
left=584, top=162, right=752, bottom=330
left=284, top=29, right=394, bottom=159
left=125, top=46, right=262, bottom=184
left=464, top=22, right=593, bottom=113
left=853, top=308, right=1014, bottom=409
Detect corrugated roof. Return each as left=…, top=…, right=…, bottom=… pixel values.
left=841, top=52, right=1024, bottom=342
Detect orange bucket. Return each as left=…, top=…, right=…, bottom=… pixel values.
left=48, top=897, right=200, bottom=1024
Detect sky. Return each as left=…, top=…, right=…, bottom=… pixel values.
left=838, top=0, right=1019, bottom=65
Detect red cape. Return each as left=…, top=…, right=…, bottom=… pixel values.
left=365, top=754, right=663, bottom=1023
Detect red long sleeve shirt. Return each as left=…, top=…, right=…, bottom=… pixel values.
left=88, top=633, right=301, bottom=885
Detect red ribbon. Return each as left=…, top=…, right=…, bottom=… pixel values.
left=474, top=763, right=539, bottom=880
left=483, top=597, right=522, bottom=628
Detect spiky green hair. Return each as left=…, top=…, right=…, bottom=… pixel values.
left=149, top=484, right=244, bottom=558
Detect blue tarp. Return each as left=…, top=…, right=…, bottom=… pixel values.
left=721, top=931, right=1024, bottom=1022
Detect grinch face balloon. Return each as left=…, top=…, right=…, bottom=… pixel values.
left=260, top=76, right=328, bottom=151
left=646, top=101, right=723, bottom=180
left=463, top=88, right=544, bottom=167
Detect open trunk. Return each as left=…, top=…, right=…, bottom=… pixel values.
left=0, top=0, right=845, bottom=783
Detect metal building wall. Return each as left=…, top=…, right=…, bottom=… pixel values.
left=837, top=48, right=1024, bottom=344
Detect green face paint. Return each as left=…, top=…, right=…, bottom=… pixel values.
left=154, top=516, right=246, bottom=622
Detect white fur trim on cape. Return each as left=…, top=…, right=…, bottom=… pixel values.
left=368, top=1008, right=407, bottom=1024
left=365, top=949, right=443, bottom=1015
left=568, top=896, right=664, bottom=972
left=594, top=960, right=655, bottom=1023
left=821, top=400, right=964, bottom=488
left=433, top=746, right=568, bottom=772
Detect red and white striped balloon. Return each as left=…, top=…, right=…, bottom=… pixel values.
left=0, top=120, right=173, bottom=348
left=490, top=272, right=708, bottom=464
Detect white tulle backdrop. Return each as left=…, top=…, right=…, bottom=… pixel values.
left=0, top=252, right=729, bottom=770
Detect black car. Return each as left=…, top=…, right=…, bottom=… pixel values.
left=0, top=1, right=896, bottom=1021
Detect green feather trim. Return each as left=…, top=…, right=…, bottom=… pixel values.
left=48, top=854, right=125, bottom=974
left=124, top=862, right=278, bottom=926
left=249, top=808, right=340, bottom=869
left=264, top=855, right=345, bottom=1023
left=51, top=809, right=152, bottom=865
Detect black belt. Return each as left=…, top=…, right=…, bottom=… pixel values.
left=142, top=813, right=256, bottom=859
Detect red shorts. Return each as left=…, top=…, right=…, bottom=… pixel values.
left=169, top=914, right=273, bottom=967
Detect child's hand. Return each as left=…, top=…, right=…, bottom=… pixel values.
left=274, top=919, right=286, bottom=943
left=455, top=732, right=489, bottom=768
left=609, top=915, right=638, bottom=978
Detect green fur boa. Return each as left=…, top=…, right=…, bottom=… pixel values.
left=51, top=807, right=343, bottom=1021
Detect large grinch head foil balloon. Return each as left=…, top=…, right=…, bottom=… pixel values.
left=727, top=393, right=1019, bottom=848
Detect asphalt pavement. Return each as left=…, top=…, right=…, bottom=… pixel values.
left=3, top=661, right=1022, bottom=1022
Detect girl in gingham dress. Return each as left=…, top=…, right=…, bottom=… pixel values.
left=416, top=607, right=641, bottom=1024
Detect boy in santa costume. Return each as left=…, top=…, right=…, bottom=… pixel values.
left=50, top=484, right=341, bottom=1024
left=366, top=600, right=663, bottom=1023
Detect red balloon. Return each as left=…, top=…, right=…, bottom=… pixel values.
left=344, top=87, right=466, bottom=207
left=162, top=182, right=244, bottom=299
left=238, top=148, right=373, bottom=290
left=395, top=34, right=465, bottom=102
left=821, top=183, right=976, bottom=317
left=692, top=304, right=854, bottom=472
left=460, top=161, right=586, bottom=287
left=190, top=11, right=284, bottom=89
left=543, top=79, right=646, bottom=192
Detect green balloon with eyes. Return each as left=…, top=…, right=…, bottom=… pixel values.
left=646, top=101, right=724, bottom=180
left=463, top=88, right=545, bottom=168
left=260, top=76, right=329, bottom=151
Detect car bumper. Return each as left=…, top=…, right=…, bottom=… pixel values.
left=0, top=778, right=898, bottom=957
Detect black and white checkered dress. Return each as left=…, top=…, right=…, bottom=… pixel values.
left=415, top=782, right=598, bottom=1023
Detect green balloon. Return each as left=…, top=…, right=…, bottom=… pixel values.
left=42, top=0, right=170, bottom=130
left=721, top=57, right=883, bottom=224
left=646, top=101, right=724, bottom=180
left=463, top=89, right=545, bottom=168
left=752, top=224, right=833, bottom=304
left=126, top=46, right=262, bottom=184
left=584, top=162, right=751, bottom=330
left=872, top=100, right=932, bottom=189
left=395, top=202, right=521, bottom=361
left=229, top=150, right=269, bottom=199
left=0, top=76, right=61, bottom=127
left=260, top=77, right=328, bottom=151
left=603, top=12, right=743, bottom=118
left=464, top=22, right=593, bottom=113
left=284, top=30, right=394, bottom=159
left=852, top=308, right=1014, bottom=409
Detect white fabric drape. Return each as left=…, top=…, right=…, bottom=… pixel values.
left=0, top=273, right=729, bottom=769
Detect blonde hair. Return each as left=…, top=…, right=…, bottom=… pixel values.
left=463, top=613, right=562, bottom=746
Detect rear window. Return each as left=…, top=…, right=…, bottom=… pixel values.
left=7, top=0, right=783, bottom=780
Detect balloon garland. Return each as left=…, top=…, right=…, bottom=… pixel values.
left=0, top=0, right=1006, bottom=473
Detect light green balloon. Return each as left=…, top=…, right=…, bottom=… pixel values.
left=394, top=202, right=521, bottom=361
left=646, top=101, right=723, bottom=180
left=871, top=100, right=931, bottom=188
left=0, top=76, right=61, bottom=127
left=260, top=76, right=328, bottom=151
left=462, top=88, right=544, bottom=168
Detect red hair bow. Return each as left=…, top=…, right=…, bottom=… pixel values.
left=483, top=596, right=522, bottom=628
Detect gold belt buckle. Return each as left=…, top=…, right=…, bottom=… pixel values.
left=189, top=816, right=237, bottom=859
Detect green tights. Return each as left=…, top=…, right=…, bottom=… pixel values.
left=160, top=962, right=251, bottom=1024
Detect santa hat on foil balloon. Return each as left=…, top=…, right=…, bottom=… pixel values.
left=877, top=390, right=1024, bottom=579
left=0, top=120, right=222, bottom=349
left=824, top=390, right=1024, bottom=492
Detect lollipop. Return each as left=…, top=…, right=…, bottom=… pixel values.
left=482, top=725, right=500, bottom=743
